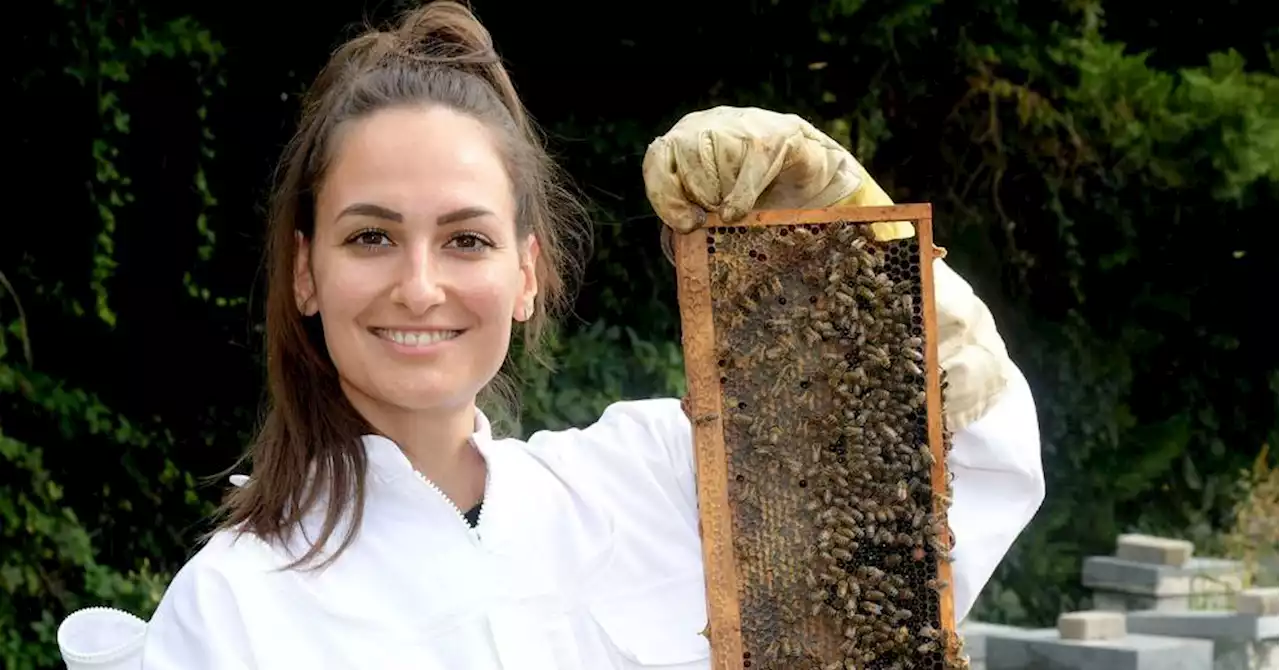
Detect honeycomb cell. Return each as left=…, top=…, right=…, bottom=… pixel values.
left=701, top=218, right=964, bottom=669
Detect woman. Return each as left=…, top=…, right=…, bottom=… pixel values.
left=57, top=2, right=1045, bottom=669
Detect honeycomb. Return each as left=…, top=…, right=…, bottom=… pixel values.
left=673, top=206, right=966, bottom=670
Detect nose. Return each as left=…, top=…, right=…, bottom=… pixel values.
left=390, top=243, right=446, bottom=315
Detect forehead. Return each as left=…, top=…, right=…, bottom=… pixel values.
left=318, top=105, right=514, bottom=221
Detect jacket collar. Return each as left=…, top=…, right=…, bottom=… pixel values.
left=360, top=407, right=494, bottom=486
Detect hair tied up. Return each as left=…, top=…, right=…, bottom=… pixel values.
left=395, top=1, right=496, bottom=60
left=381, top=1, right=528, bottom=131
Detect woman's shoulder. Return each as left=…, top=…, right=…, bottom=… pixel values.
left=57, top=529, right=273, bottom=669
left=518, top=397, right=690, bottom=466
left=512, top=397, right=698, bottom=524
left=169, top=526, right=280, bottom=581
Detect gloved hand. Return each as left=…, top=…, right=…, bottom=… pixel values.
left=643, top=106, right=1015, bottom=432
left=642, top=106, right=910, bottom=240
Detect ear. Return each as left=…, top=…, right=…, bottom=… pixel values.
left=294, top=231, right=319, bottom=316
left=514, top=235, right=541, bottom=323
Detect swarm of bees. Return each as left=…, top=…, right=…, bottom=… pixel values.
left=704, top=220, right=967, bottom=670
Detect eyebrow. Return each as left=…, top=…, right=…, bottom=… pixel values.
left=336, top=203, right=495, bottom=225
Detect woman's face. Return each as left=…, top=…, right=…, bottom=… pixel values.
left=298, top=105, right=538, bottom=417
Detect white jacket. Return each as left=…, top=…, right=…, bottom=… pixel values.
left=58, top=374, right=1044, bottom=669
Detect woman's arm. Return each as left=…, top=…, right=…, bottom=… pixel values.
left=941, top=363, right=1045, bottom=622
left=138, top=549, right=256, bottom=668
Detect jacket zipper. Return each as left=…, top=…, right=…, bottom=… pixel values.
left=413, top=467, right=488, bottom=544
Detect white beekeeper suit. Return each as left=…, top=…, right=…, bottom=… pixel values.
left=57, top=107, right=1044, bottom=670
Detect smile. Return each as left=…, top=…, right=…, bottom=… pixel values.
left=372, top=328, right=462, bottom=347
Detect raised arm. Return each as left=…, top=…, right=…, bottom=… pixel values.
left=641, top=106, right=1046, bottom=622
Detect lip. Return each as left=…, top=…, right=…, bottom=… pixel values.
left=370, top=327, right=464, bottom=355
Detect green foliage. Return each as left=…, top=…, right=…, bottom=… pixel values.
left=1229, top=448, right=1280, bottom=588
left=513, top=320, right=687, bottom=435
left=3, top=2, right=225, bottom=665
left=0, top=338, right=181, bottom=668
left=4, top=0, right=1277, bottom=665
left=930, top=11, right=1279, bottom=622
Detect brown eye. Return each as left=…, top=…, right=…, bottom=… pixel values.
left=447, top=232, right=494, bottom=252
left=347, top=228, right=392, bottom=247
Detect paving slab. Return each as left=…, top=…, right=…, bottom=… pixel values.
left=1084, top=556, right=1245, bottom=597
left=1117, top=534, right=1195, bottom=567
left=1238, top=589, right=1280, bottom=617
left=985, top=629, right=1214, bottom=670
left=1059, top=610, right=1128, bottom=640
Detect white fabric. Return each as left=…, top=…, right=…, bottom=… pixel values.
left=58, top=378, right=1044, bottom=669
left=58, top=607, right=147, bottom=670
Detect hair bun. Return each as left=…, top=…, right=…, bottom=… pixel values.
left=393, top=1, right=498, bottom=65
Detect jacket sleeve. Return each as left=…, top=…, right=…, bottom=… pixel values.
left=139, top=546, right=256, bottom=669
left=942, top=361, right=1045, bottom=622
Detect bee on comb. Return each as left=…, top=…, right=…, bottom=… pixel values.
left=676, top=204, right=968, bottom=669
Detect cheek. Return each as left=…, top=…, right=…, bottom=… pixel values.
left=314, top=266, right=381, bottom=318
left=455, top=266, right=520, bottom=319
left=310, top=259, right=388, bottom=346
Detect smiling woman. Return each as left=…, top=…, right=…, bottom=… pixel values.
left=299, top=106, right=536, bottom=514
left=55, top=1, right=1045, bottom=669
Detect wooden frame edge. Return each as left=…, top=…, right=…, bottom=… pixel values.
left=706, top=203, right=933, bottom=227
left=916, top=217, right=959, bottom=652
left=673, top=229, right=745, bottom=670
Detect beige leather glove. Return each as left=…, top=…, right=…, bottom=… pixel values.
left=643, top=106, right=1015, bottom=432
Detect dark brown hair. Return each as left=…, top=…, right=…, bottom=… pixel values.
left=216, top=0, right=585, bottom=569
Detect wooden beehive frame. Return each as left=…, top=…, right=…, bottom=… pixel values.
left=672, top=203, right=956, bottom=669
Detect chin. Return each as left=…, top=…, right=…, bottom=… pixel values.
left=339, top=370, right=483, bottom=417
left=380, top=376, right=490, bottom=411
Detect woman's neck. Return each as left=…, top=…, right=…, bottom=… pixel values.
left=344, top=387, right=488, bottom=511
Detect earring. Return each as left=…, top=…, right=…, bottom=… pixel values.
left=523, top=297, right=536, bottom=320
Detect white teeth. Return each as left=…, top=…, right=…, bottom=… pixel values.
left=377, top=329, right=460, bottom=347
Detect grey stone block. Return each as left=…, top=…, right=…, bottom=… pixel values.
left=985, top=630, right=1215, bottom=670
left=959, top=621, right=1045, bottom=662
left=1126, top=612, right=1278, bottom=670
left=1117, top=534, right=1196, bottom=567
left=1238, top=589, right=1280, bottom=617
left=1126, top=611, right=1279, bottom=642
left=1059, top=611, right=1128, bottom=640
left=1084, top=556, right=1245, bottom=597
left=1093, top=590, right=1236, bottom=613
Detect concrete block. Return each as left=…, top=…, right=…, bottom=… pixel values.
left=1084, top=556, right=1245, bottom=597
left=1238, top=589, right=1280, bottom=617
left=1117, top=534, right=1196, bottom=567
left=959, top=621, right=1044, bottom=662
left=1059, top=610, right=1128, bottom=640
left=1126, top=611, right=1279, bottom=670
left=1126, top=611, right=1279, bottom=642
left=1094, top=590, right=1236, bottom=613
left=985, top=630, right=1215, bottom=670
